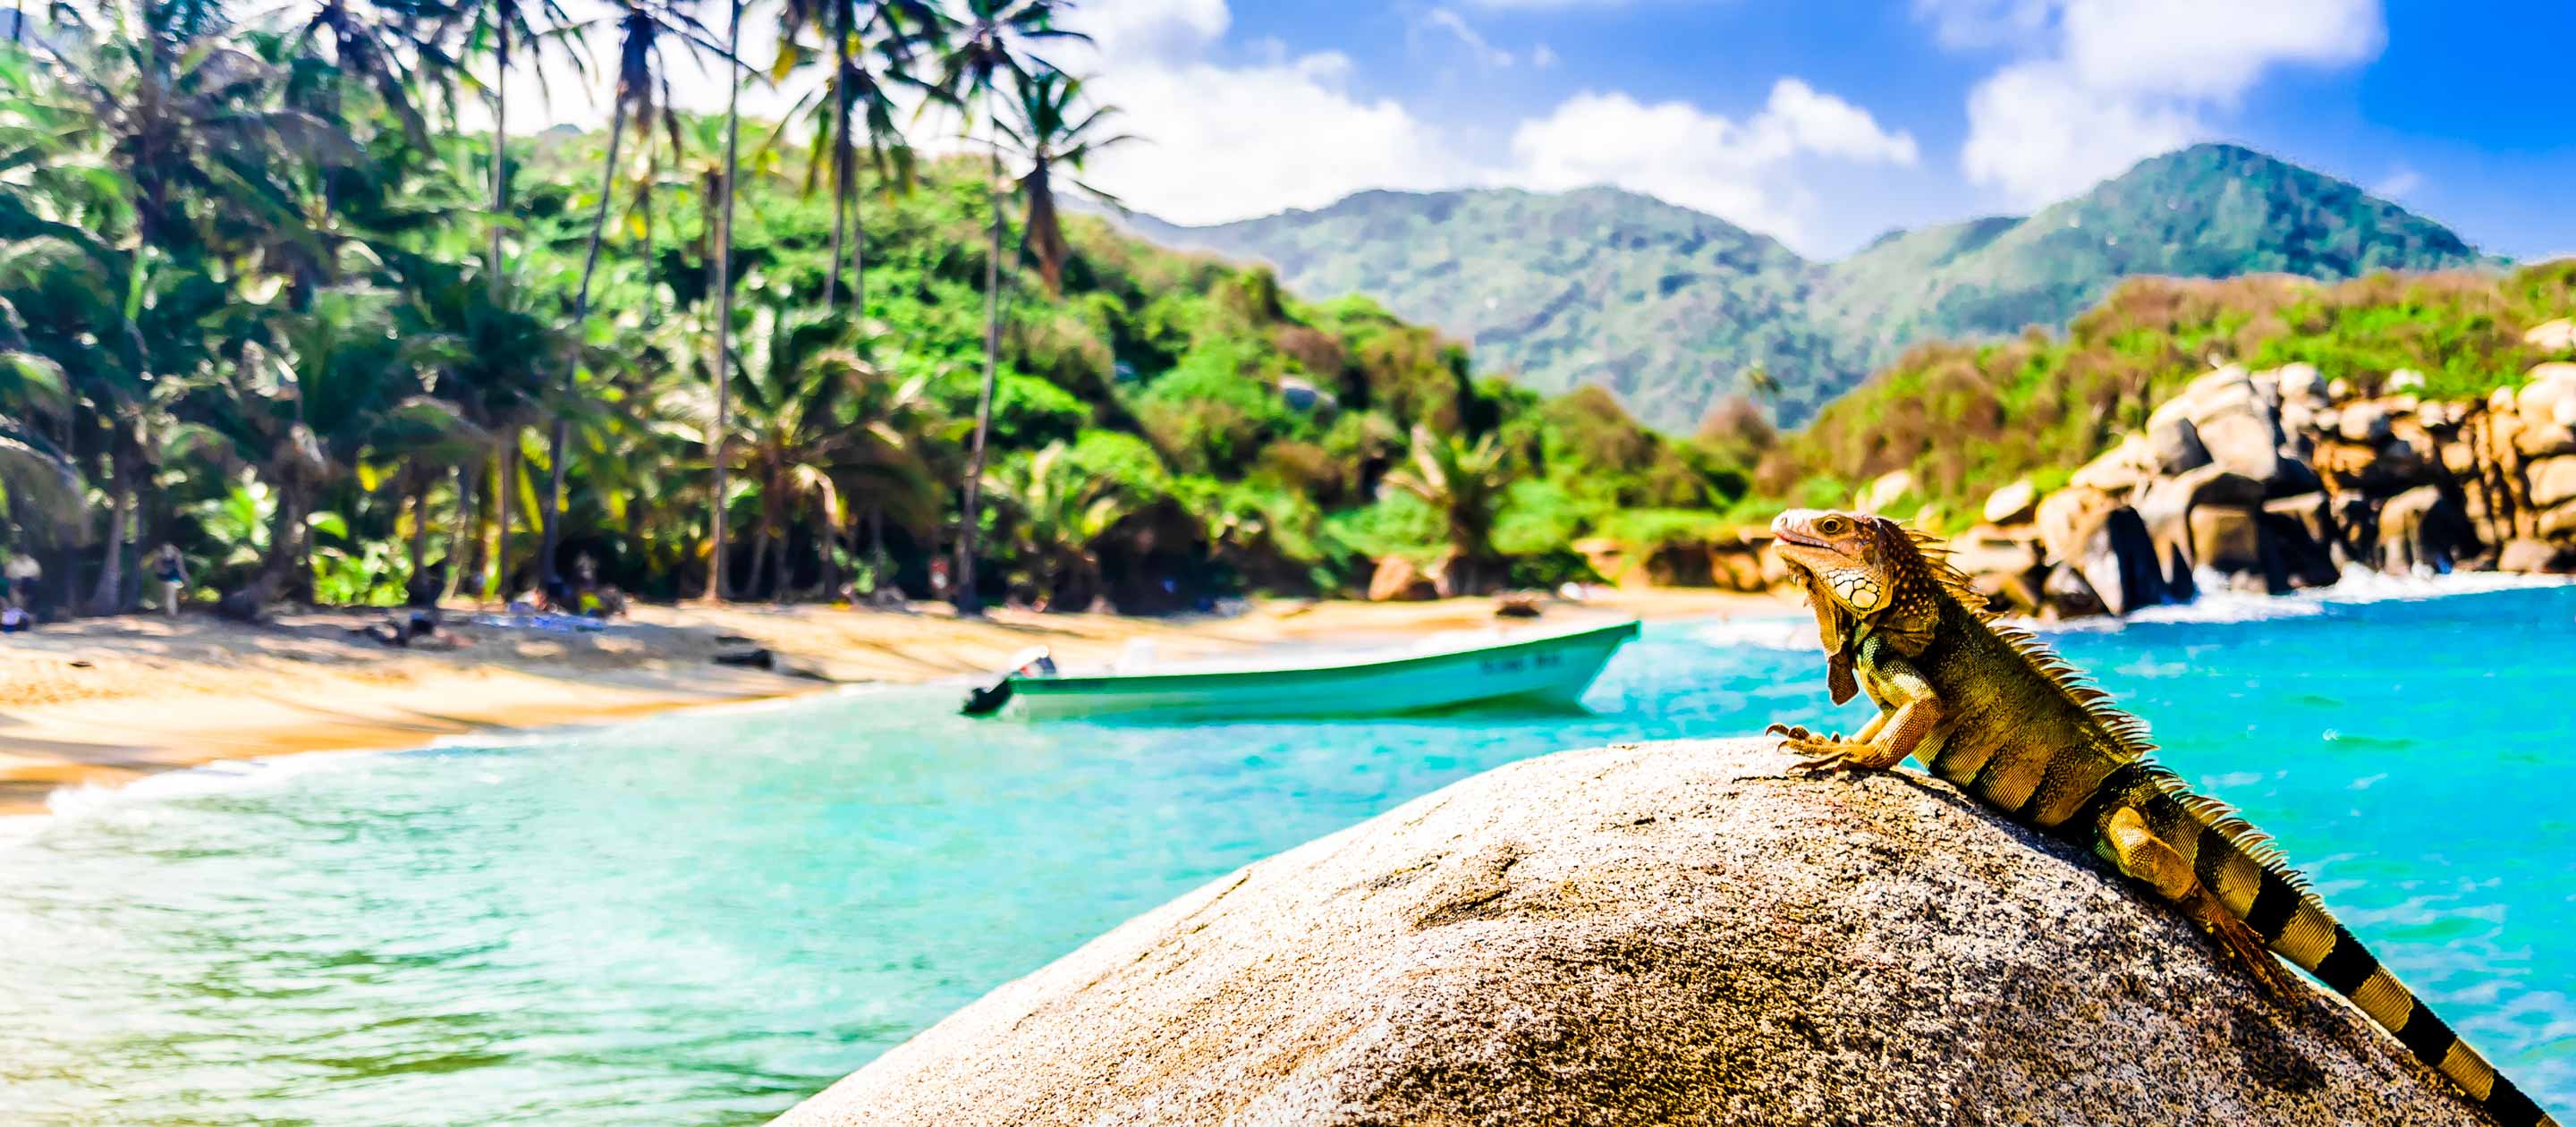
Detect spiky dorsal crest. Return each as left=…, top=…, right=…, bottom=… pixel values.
left=1873, top=516, right=2160, bottom=765
left=1877, top=521, right=2318, bottom=896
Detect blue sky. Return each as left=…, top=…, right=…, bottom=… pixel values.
left=988, top=0, right=2576, bottom=261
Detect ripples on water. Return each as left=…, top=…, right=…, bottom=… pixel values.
left=3, top=583, right=2572, bottom=1123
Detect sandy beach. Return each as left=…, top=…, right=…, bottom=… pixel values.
left=0, top=589, right=1787, bottom=815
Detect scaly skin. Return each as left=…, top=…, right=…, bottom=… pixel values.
left=1767, top=508, right=2558, bottom=1127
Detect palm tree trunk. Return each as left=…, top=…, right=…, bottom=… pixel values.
left=703, top=0, right=745, bottom=603
left=869, top=506, right=886, bottom=590
left=819, top=504, right=838, bottom=603
left=406, top=478, right=432, bottom=584
left=747, top=525, right=770, bottom=600
left=953, top=120, right=1004, bottom=616
left=88, top=455, right=132, bottom=614
left=487, top=21, right=509, bottom=297
left=545, top=96, right=631, bottom=597
left=768, top=524, right=787, bottom=602
left=493, top=444, right=515, bottom=599
left=445, top=463, right=475, bottom=602
left=823, top=0, right=852, bottom=312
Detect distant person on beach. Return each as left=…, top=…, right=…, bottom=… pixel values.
left=148, top=544, right=189, bottom=617
left=4, top=551, right=38, bottom=613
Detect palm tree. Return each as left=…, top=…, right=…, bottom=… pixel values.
left=1383, top=424, right=1510, bottom=597
left=405, top=263, right=564, bottom=600
left=278, top=0, right=444, bottom=144
left=929, top=0, right=1084, bottom=615
left=194, top=286, right=462, bottom=614
left=541, top=0, right=726, bottom=593
left=673, top=305, right=852, bottom=598
left=983, top=441, right=1124, bottom=611
left=999, top=68, right=1130, bottom=293
left=0, top=296, right=81, bottom=543
left=442, top=0, right=584, bottom=293
left=775, top=0, right=937, bottom=318
left=702, top=0, right=744, bottom=600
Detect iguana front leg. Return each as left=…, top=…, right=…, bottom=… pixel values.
left=1777, top=645, right=1943, bottom=774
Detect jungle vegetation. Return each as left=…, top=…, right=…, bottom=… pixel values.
left=0, top=0, right=1757, bottom=617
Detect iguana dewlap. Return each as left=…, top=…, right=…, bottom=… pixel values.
left=1767, top=507, right=2557, bottom=1127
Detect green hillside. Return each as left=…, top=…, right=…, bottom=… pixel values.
left=1120, top=144, right=2499, bottom=431
left=1122, top=186, right=1854, bottom=428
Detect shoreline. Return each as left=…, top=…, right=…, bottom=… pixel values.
left=0, top=589, right=1786, bottom=817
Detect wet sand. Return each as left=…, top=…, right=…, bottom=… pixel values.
left=0, top=589, right=1788, bottom=815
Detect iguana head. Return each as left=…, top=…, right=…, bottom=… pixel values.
left=1770, top=509, right=1943, bottom=701
left=1769, top=509, right=1898, bottom=619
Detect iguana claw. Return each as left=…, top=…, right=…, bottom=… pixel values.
left=1784, top=739, right=1869, bottom=773
left=1764, top=723, right=1817, bottom=741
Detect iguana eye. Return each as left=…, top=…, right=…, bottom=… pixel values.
left=1816, top=517, right=1847, bottom=535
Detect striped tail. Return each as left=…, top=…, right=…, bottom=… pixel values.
left=2144, top=778, right=2560, bottom=1127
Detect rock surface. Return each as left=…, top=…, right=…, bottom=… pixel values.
left=774, top=740, right=2492, bottom=1127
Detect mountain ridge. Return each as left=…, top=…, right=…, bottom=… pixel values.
left=1098, top=143, right=2500, bottom=431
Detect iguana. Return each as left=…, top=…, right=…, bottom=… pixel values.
left=1765, top=507, right=2558, bottom=1127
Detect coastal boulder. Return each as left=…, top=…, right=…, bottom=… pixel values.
left=2135, top=465, right=2265, bottom=584
left=2497, top=538, right=2574, bottom=574
left=1855, top=470, right=1919, bottom=515
left=1367, top=556, right=1435, bottom=602
left=2071, top=434, right=2159, bottom=495
left=2526, top=455, right=2576, bottom=510
left=775, top=741, right=2498, bottom=1127
left=1983, top=478, right=2040, bottom=526
left=2377, top=486, right=2474, bottom=576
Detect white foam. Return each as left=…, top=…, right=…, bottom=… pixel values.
left=2043, top=566, right=2567, bottom=632
left=1691, top=615, right=1814, bottom=651
left=41, top=750, right=378, bottom=820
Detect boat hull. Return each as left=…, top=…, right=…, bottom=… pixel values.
left=1000, top=619, right=1642, bottom=721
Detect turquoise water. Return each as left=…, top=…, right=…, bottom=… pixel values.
left=3, top=581, right=2572, bottom=1124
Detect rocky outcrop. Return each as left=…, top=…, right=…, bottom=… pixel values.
left=1948, top=355, right=2576, bottom=618
left=775, top=740, right=2495, bottom=1127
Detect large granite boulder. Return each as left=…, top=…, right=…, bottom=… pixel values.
left=1983, top=478, right=2039, bottom=526
left=2377, top=485, right=2475, bottom=576
left=2071, top=433, right=2160, bottom=494
left=2527, top=455, right=2576, bottom=510
left=775, top=741, right=2496, bottom=1127
left=1367, top=555, right=1435, bottom=602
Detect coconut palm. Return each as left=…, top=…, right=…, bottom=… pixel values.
left=277, top=0, right=445, bottom=144
left=775, top=0, right=936, bottom=318
left=670, top=305, right=851, bottom=598
left=0, top=295, right=80, bottom=540
left=1382, top=424, right=1510, bottom=597
left=539, top=0, right=727, bottom=593
left=441, top=0, right=585, bottom=290
left=998, top=68, right=1129, bottom=293
left=982, top=440, right=1124, bottom=611
left=186, top=286, right=464, bottom=613
left=928, top=0, right=1084, bottom=615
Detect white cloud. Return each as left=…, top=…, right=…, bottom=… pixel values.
left=1507, top=80, right=1919, bottom=245
left=1937, top=0, right=2385, bottom=206
left=1080, top=0, right=1231, bottom=64
left=2371, top=166, right=2422, bottom=201
left=1960, top=63, right=2198, bottom=204
left=1530, top=43, right=1560, bottom=70
left=1421, top=7, right=1516, bottom=69
left=1063, top=1, right=1472, bottom=224
left=1912, top=0, right=2054, bottom=48
left=2056, top=0, right=2380, bottom=98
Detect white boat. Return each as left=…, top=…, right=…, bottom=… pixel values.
left=962, top=617, right=1642, bottom=721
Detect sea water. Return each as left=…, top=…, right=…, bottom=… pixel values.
left=3, top=581, right=2572, bottom=1124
